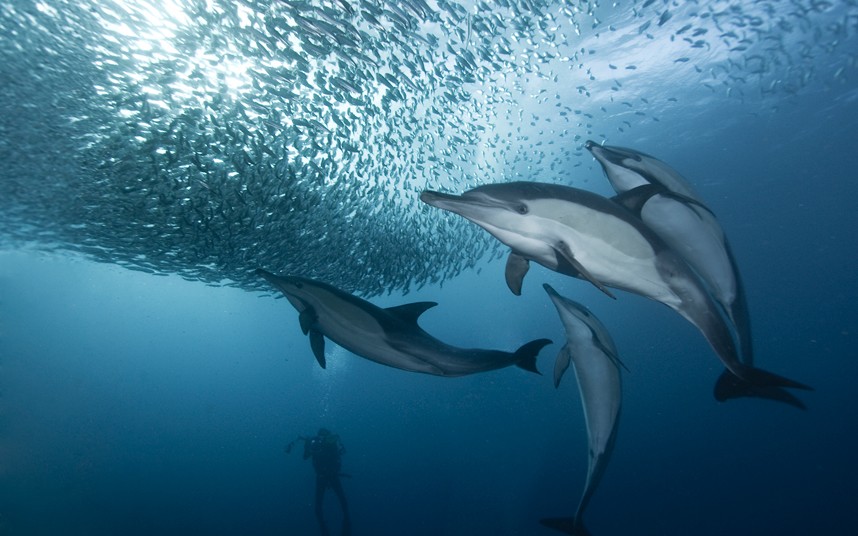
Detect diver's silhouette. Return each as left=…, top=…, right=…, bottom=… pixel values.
left=287, top=428, right=351, bottom=536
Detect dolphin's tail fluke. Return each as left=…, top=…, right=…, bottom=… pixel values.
left=513, top=338, right=552, bottom=374
left=714, top=369, right=809, bottom=410
left=731, top=363, right=813, bottom=391
left=539, top=516, right=591, bottom=536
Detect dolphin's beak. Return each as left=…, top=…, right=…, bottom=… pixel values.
left=588, top=143, right=637, bottom=164
left=420, top=190, right=464, bottom=211
left=421, top=190, right=507, bottom=224
left=420, top=189, right=507, bottom=216
left=419, top=190, right=484, bottom=220
left=542, top=283, right=565, bottom=311
left=585, top=140, right=607, bottom=158
left=256, top=268, right=282, bottom=288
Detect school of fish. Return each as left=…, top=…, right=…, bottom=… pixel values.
left=1, top=0, right=854, bottom=294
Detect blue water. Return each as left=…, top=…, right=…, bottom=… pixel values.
left=3, top=1, right=858, bottom=535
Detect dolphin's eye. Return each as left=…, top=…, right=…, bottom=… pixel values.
left=516, top=203, right=528, bottom=214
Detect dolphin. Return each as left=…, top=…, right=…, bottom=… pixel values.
left=582, top=142, right=784, bottom=405
left=419, top=182, right=810, bottom=394
left=584, top=140, right=754, bottom=370
left=581, top=140, right=702, bottom=201
left=540, top=284, right=622, bottom=536
left=256, top=269, right=551, bottom=376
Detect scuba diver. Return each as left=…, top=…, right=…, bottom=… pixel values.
left=285, top=428, right=351, bottom=536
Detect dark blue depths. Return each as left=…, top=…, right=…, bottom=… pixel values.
left=2, top=1, right=858, bottom=535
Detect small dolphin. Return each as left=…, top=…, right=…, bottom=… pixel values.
left=584, top=140, right=753, bottom=370
left=582, top=140, right=702, bottom=202
left=420, top=182, right=810, bottom=394
left=540, top=284, right=622, bottom=536
left=256, top=269, right=551, bottom=376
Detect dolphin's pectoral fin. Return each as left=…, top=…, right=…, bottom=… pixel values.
left=298, top=308, right=317, bottom=335
left=505, top=251, right=530, bottom=296
left=553, top=343, right=573, bottom=388
left=554, top=241, right=616, bottom=299
left=309, top=329, right=326, bottom=369
left=592, top=338, right=630, bottom=373
left=612, top=352, right=630, bottom=373
left=385, top=302, right=438, bottom=324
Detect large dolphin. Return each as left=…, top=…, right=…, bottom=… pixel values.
left=540, top=284, right=622, bottom=536
left=256, top=269, right=551, bottom=376
left=584, top=140, right=753, bottom=369
left=419, top=182, right=810, bottom=394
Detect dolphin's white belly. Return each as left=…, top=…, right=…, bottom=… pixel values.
left=538, top=203, right=683, bottom=307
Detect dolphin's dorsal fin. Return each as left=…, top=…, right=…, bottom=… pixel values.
left=555, top=241, right=616, bottom=300
left=505, top=251, right=530, bottom=296
left=298, top=308, right=318, bottom=335
left=309, top=329, right=326, bottom=369
left=385, top=302, right=438, bottom=324
left=611, top=183, right=662, bottom=216
left=613, top=184, right=716, bottom=218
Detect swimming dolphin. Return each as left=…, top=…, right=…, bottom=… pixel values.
left=256, top=269, right=551, bottom=376
left=540, top=284, right=622, bottom=536
left=419, top=182, right=810, bottom=394
left=581, top=140, right=702, bottom=201
left=584, top=140, right=753, bottom=370
left=582, top=142, right=786, bottom=405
